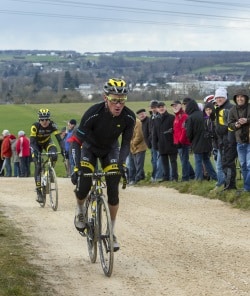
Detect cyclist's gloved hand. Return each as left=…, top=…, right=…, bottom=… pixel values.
left=71, top=167, right=79, bottom=185
left=118, top=163, right=128, bottom=180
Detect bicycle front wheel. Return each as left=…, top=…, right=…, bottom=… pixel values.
left=48, top=167, right=58, bottom=211
left=86, top=197, right=97, bottom=263
left=97, top=195, right=114, bottom=277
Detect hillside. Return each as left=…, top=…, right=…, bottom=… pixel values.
left=0, top=50, right=250, bottom=104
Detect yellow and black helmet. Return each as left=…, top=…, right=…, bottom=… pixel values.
left=38, top=108, right=50, bottom=119
left=103, top=78, right=128, bottom=95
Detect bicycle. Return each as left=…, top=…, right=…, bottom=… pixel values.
left=75, top=170, right=126, bottom=277
left=38, top=152, right=60, bottom=211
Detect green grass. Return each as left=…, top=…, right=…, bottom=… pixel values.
left=0, top=210, right=51, bottom=296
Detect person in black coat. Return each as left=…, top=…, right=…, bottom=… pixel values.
left=152, top=101, right=178, bottom=181
left=185, top=99, right=217, bottom=181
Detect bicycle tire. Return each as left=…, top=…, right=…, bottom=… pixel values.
left=86, top=196, right=97, bottom=263
left=48, top=167, right=58, bottom=211
left=39, top=185, right=46, bottom=208
left=39, top=172, right=46, bottom=208
left=97, top=195, right=114, bottom=277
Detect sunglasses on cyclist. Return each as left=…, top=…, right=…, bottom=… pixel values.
left=106, top=95, right=127, bottom=105
left=40, top=118, right=50, bottom=122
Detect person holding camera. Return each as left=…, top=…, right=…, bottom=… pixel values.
left=228, top=88, right=250, bottom=192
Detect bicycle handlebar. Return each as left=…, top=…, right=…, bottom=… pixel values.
left=40, top=152, right=61, bottom=156
left=82, top=171, right=127, bottom=189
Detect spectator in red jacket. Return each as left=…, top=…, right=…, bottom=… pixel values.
left=16, top=131, right=31, bottom=177
left=171, top=100, right=195, bottom=181
left=1, top=130, right=12, bottom=177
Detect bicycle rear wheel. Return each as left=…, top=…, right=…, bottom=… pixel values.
left=97, top=195, right=114, bottom=277
left=86, top=197, right=97, bottom=263
left=48, top=167, right=58, bottom=211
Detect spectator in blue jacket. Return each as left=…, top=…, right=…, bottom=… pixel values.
left=65, top=119, right=77, bottom=175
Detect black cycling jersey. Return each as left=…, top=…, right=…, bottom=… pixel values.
left=75, top=102, right=136, bottom=164
left=30, top=120, right=63, bottom=151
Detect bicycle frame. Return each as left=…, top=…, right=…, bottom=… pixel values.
left=38, top=152, right=60, bottom=211
left=78, top=170, right=124, bottom=277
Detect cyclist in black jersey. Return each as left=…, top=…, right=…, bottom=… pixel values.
left=70, top=78, right=136, bottom=251
left=30, top=108, right=65, bottom=203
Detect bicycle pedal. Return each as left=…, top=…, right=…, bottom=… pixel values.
left=79, top=228, right=87, bottom=237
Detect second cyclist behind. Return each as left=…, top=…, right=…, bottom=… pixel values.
left=30, top=109, right=65, bottom=203
left=70, top=78, right=136, bottom=251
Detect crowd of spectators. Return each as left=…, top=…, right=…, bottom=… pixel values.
left=127, top=86, right=250, bottom=193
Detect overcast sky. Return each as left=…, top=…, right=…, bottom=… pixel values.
left=1, top=0, right=250, bottom=53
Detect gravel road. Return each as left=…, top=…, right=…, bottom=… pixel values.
left=1, top=177, right=250, bottom=296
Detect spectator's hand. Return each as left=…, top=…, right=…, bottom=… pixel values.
left=71, top=167, right=79, bottom=185
left=61, top=149, right=66, bottom=158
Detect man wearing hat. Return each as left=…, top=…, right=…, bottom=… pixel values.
left=228, top=88, right=250, bottom=192
left=148, top=100, right=163, bottom=181
left=152, top=101, right=178, bottom=181
left=171, top=100, right=195, bottom=181
left=214, top=87, right=237, bottom=191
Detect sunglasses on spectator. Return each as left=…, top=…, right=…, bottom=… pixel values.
left=106, top=95, right=127, bottom=105
left=40, top=119, right=50, bottom=122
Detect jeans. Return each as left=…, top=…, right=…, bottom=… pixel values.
left=215, top=150, right=225, bottom=187
left=20, top=156, right=31, bottom=177
left=161, top=153, right=178, bottom=181
left=14, top=162, right=20, bottom=177
left=178, top=145, right=195, bottom=181
left=237, top=143, right=250, bottom=191
left=151, top=149, right=163, bottom=181
left=155, top=153, right=164, bottom=181
left=132, top=151, right=146, bottom=182
left=194, top=153, right=217, bottom=181
left=4, top=157, right=12, bottom=177
left=127, top=153, right=136, bottom=182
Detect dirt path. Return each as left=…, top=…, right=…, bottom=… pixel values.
left=1, top=177, right=250, bottom=296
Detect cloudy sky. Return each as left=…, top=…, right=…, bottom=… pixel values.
left=1, top=0, right=250, bottom=53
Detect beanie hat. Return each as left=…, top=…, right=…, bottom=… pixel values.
left=2, top=130, right=10, bottom=136
left=214, top=87, right=227, bottom=100
left=69, top=119, right=77, bottom=125
left=18, top=131, right=25, bottom=137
